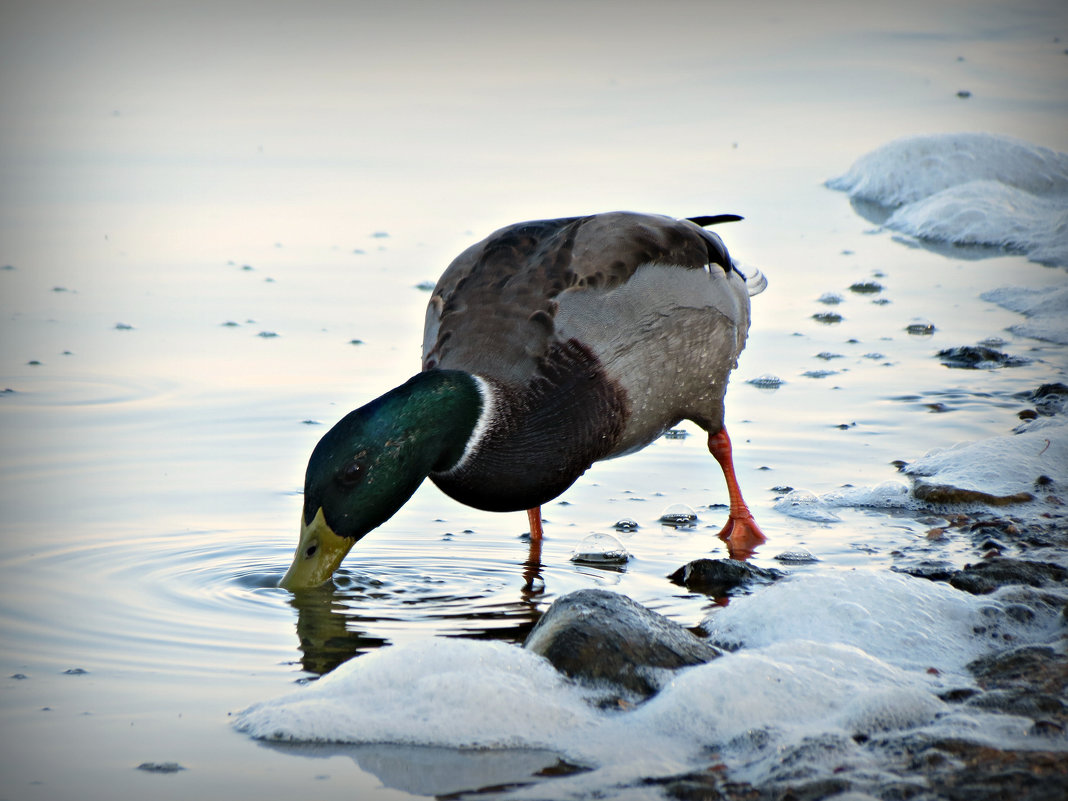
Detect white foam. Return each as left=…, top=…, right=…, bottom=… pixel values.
left=701, top=571, right=1015, bottom=673
left=235, top=638, right=600, bottom=749
left=828, top=133, right=1068, bottom=267
left=981, top=285, right=1068, bottom=345
left=774, top=481, right=919, bottom=521
left=235, top=571, right=1065, bottom=795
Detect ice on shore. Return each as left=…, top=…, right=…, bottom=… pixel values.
left=827, top=132, right=1068, bottom=268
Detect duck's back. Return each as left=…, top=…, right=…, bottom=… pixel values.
left=422, top=212, right=754, bottom=458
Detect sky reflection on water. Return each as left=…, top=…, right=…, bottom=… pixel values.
left=1, top=1, right=1066, bottom=799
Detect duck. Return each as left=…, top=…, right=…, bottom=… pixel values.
left=279, top=211, right=767, bottom=590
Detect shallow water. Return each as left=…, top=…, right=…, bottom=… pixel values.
left=2, top=1, right=1067, bottom=799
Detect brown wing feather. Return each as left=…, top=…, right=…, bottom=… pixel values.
left=421, top=212, right=734, bottom=383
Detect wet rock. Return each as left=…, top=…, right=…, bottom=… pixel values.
left=969, top=644, right=1068, bottom=702
left=1030, top=382, right=1068, bottom=416
left=668, top=558, right=785, bottom=596
left=965, top=688, right=1067, bottom=724
left=523, top=589, right=720, bottom=699
left=902, top=739, right=1068, bottom=801
left=937, top=345, right=1029, bottom=369
left=947, top=557, right=1067, bottom=595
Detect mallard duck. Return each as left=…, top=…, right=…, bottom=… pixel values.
left=280, top=211, right=767, bottom=590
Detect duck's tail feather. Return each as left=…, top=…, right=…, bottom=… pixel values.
left=688, top=214, right=743, bottom=227
left=687, top=214, right=765, bottom=295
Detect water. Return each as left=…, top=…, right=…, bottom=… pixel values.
left=2, top=1, right=1067, bottom=799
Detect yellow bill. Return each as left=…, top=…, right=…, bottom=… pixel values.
left=278, top=507, right=355, bottom=590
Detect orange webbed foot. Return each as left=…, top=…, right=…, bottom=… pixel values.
left=717, top=513, right=767, bottom=561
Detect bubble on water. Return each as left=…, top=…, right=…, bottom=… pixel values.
left=612, top=518, right=639, bottom=532
left=570, top=533, right=630, bottom=565
left=659, top=503, right=697, bottom=527
left=822, top=481, right=912, bottom=509
left=773, top=490, right=841, bottom=522
left=905, top=319, right=936, bottom=336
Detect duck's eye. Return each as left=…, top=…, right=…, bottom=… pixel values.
left=338, top=459, right=366, bottom=488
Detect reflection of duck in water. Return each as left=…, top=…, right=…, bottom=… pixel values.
left=289, top=580, right=543, bottom=675
left=288, top=585, right=387, bottom=675
left=281, top=212, right=767, bottom=590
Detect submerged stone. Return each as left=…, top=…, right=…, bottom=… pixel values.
left=747, top=374, right=785, bottom=389
left=812, top=311, right=844, bottom=324
left=849, top=280, right=884, bottom=294
left=523, top=589, right=720, bottom=699
left=137, top=762, right=186, bottom=773
left=774, top=550, right=819, bottom=564
left=668, top=558, right=785, bottom=596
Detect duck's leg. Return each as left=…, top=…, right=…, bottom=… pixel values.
left=708, top=428, right=766, bottom=560
left=523, top=507, right=544, bottom=589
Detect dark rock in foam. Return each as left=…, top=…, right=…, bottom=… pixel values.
left=523, top=589, right=720, bottom=700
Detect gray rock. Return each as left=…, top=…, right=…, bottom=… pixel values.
left=523, top=589, right=720, bottom=699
